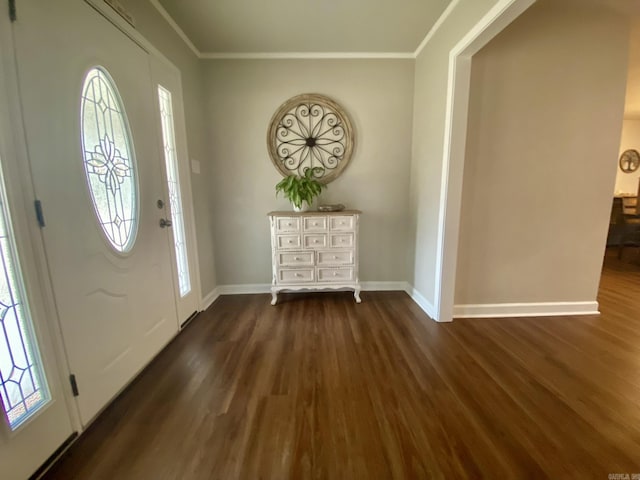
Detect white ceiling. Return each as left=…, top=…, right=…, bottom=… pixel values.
left=154, top=0, right=453, bottom=55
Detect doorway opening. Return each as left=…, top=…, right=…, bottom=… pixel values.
left=601, top=17, right=640, bottom=306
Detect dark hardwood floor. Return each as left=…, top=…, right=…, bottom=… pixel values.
left=43, top=249, right=640, bottom=479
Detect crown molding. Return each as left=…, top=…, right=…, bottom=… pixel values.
left=149, top=0, right=201, bottom=58
left=150, top=0, right=460, bottom=60
left=414, top=0, right=461, bottom=57
left=200, top=51, right=414, bottom=60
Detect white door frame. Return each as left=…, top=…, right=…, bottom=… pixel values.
left=433, top=0, right=536, bottom=322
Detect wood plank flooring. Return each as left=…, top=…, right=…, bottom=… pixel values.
left=43, top=249, right=640, bottom=479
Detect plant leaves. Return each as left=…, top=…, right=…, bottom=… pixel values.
left=274, top=171, right=327, bottom=208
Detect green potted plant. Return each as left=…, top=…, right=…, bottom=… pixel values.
left=275, top=167, right=326, bottom=212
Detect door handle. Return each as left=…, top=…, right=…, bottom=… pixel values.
left=159, top=218, right=172, bottom=228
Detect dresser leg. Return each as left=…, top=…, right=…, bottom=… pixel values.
left=271, top=290, right=278, bottom=306
left=354, top=288, right=361, bottom=304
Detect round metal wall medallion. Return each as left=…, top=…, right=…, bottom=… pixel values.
left=619, top=149, right=640, bottom=173
left=267, top=93, right=354, bottom=184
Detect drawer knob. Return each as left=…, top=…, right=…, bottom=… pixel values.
left=288, top=240, right=293, bottom=243
left=294, top=257, right=301, bottom=261
left=333, top=272, right=338, bottom=276
left=314, top=239, right=319, bottom=243
left=295, top=273, right=302, bottom=277
left=333, top=255, right=338, bottom=260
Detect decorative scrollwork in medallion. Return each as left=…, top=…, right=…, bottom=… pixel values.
left=267, top=94, right=354, bottom=183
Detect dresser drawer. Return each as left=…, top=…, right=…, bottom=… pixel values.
left=303, top=216, right=327, bottom=232
left=317, top=267, right=354, bottom=282
left=276, top=217, right=300, bottom=233
left=277, top=234, right=301, bottom=249
left=330, top=216, right=355, bottom=231
left=329, top=232, right=354, bottom=248
left=317, top=250, right=353, bottom=266
left=304, top=234, right=327, bottom=248
left=277, top=251, right=314, bottom=267
left=279, top=268, right=314, bottom=283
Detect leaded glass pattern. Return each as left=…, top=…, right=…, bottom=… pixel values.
left=81, top=67, right=138, bottom=252
left=0, top=162, right=50, bottom=430
left=158, top=86, right=191, bottom=297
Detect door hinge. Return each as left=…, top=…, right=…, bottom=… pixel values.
left=34, top=200, right=45, bottom=227
left=69, top=374, right=79, bottom=397
left=8, top=0, right=16, bottom=22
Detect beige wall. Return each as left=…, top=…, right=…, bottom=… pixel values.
left=455, top=0, right=629, bottom=305
left=124, top=0, right=217, bottom=297
left=204, top=59, right=415, bottom=285
left=615, top=119, right=640, bottom=195
left=409, top=0, right=500, bottom=307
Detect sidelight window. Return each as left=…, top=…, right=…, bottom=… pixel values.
left=158, top=86, right=191, bottom=297
left=0, top=161, right=50, bottom=430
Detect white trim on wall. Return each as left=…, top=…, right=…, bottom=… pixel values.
left=217, top=284, right=272, bottom=295
left=201, top=284, right=600, bottom=322
left=148, top=0, right=201, bottom=57
left=414, top=0, right=461, bottom=57
left=200, top=282, right=414, bottom=311
left=201, top=288, right=220, bottom=310
left=148, top=0, right=420, bottom=60
left=453, top=301, right=599, bottom=318
left=200, top=52, right=414, bottom=60
left=434, top=0, right=536, bottom=322
left=362, top=281, right=410, bottom=291
left=202, top=285, right=599, bottom=321
left=147, top=0, right=454, bottom=60
left=201, top=282, right=438, bottom=318
left=208, top=282, right=411, bottom=297
left=408, top=287, right=439, bottom=321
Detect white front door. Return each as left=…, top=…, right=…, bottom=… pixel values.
left=13, top=0, right=178, bottom=426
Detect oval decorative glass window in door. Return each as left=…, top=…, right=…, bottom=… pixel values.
left=80, top=67, right=138, bottom=252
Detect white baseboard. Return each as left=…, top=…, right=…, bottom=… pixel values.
left=216, top=284, right=272, bottom=295
left=201, top=288, right=220, bottom=310
left=210, top=281, right=443, bottom=324
left=204, top=285, right=598, bottom=321
left=210, top=282, right=410, bottom=296
left=361, top=281, right=410, bottom=291
left=407, top=287, right=443, bottom=322
left=453, top=301, right=600, bottom=319
left=200, top=285, right=266, bottom=311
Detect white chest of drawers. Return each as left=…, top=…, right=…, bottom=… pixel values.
left=268, top=210, right=362, bottom=305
